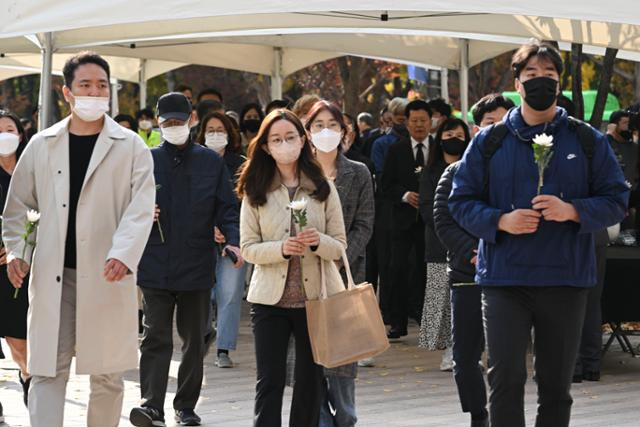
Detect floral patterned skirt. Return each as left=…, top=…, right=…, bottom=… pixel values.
left=418, top=262, right=452, bottom=350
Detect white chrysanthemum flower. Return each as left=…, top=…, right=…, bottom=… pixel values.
left=289, top=198, right=308, bottom=212
left=27, top=209, right=41, bottom=223
left=533, top=133, right=554, bottom=148
left=415, top=166, right=423, bottom=174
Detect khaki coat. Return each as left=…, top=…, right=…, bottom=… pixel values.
left=240, top=174, right=347, bottom=305
left=2, top=115, right=155, bottom=376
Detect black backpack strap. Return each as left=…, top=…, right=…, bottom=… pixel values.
left=481, top=122, right=509, bottom=200
left=567, top=116, right=597, bottom=192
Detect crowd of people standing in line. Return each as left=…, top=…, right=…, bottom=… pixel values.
left=0, top=38, right=636, bottom=427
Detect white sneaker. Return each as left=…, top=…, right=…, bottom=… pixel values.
left=358, top=357, right=375, bottom=367
left=440, top=347, right=454, bottom=372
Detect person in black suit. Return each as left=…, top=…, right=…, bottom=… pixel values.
left=382, top=99, right=432, bottom=339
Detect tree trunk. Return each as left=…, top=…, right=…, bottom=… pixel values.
left=337, top=56, right=366, bottom=116
left=590, top=48, right=618, bottom=129
left=571, top=43, right=584, bottom=120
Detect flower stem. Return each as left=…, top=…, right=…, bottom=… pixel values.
left=537, top=170, right=544, bottom=195
left=297, top=223, right=306, bottom=299
left=156, top=219, right=165, bottom=243
left=15, top=240, right=27, bottom=299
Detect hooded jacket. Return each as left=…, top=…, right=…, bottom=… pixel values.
left=449, top=107, right=628, bottom=287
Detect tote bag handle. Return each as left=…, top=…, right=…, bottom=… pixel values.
left=319, top=248, right=356, bottom=300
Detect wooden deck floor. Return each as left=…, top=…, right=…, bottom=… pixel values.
left=1, top=304, right=639, bottom=426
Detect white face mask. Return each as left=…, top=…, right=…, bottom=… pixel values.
left=430, top=117, right=440, bottom=130
left=161, top=123, right=190, bottom=145
left=139, top=120, right=153, bottom=131
left=311, top=128, right=342, bottom=153
left=0, top=132, right=20, bottom=156
left=71, top=94, right=110, bottom=122
left=205, top=132, right=228, bottom=153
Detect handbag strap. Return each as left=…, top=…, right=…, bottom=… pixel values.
left=319, top=248, right=356, bottom=300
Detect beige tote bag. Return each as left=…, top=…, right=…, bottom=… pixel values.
left=305, top=249, right=390, bottom=368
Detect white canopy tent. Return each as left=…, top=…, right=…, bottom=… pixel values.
left=1, top=3, right=638, bottom=127
left=0, top=30, right=524, bottom=125
left=1, top=2, right=638, bottom=38
left=0, top=53, right=185, bottom=83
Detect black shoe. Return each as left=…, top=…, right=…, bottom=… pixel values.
left=583, top=371, right=600, bottom=381
left=203, top=331, right=216, bottom=357
left=175, top=409, right=201, bottom=426
left=471, top=418, right=489, bottom=427
left=0, top=400, right=4, bottom=423
left=138, top=310, right=144, bottom=334
left=129, top=406, right=166, bottom=427
left=572, top=373, right=583, bottom=383
left=387, top=327, right=408, bottom=340
left=18, top=371, right=31, bottom=407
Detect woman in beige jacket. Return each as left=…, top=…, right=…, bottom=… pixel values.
left=237, top=109, right=347, bottom=427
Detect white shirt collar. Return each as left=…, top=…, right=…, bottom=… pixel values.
left=410, top=136, right=429, bottom=149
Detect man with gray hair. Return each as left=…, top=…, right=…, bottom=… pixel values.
left=357, top=112, right=375, bottom=139
left=371, top=97, right=409, bottom=175
left=369, top=97, right=410, bottom=324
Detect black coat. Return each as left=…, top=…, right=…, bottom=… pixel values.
left=418, top=160, right=447, bottom=263
left=138, top=141, right=240, bottom=291
left=222, top=151, right=246, bottom=188
left=381, top=137, right=423, bottom=232
left=433, top=162, right=478, bottom=284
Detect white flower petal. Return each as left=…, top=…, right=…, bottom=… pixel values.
left=27, top=209, right=41, bottom=222
left=533, top=133, right=554, bottom=148
left=289, top=198, right=308, bottom=211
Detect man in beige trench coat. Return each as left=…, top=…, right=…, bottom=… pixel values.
left=2, top=52, right=155, bottom=427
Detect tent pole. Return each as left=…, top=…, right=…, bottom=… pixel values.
left=460, top=39, right=469, bottom=123
left=271, top=47, right=283, bottom=100
left=37, top=32, right=53, bottom=131
left=110, top=79, right=119, bottom=116
left=440, top=67, right=449, bottom=102
left=139, top=59, right=147, bottom=110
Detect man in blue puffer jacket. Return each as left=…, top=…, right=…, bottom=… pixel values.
left=449, top=41, right=629, bottom=427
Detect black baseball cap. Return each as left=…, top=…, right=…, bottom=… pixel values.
left=157, top=92, right=192, bottom=123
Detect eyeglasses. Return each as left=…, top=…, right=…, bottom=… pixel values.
left=310, top=121, right=341, bottom=132
left=267, top=134, right=301, bottom=146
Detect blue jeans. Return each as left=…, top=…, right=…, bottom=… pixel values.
left=319, top=375, right=357, bottom=427
left=210, top=253, right=248, bottom=351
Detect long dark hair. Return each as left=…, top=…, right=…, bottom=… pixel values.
left=196, top=111, right=242, bottom=154
left=0, top=109, right=27, bottom=159
left=236, top=109, right=330, bottom=207
left=427, top=117, right=471, bottom=168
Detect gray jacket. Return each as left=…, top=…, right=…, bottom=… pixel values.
left=334, top=154, right=375, bottom=283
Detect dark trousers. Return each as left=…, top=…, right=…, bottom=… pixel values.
left=575, top=244, right=607, bottom=375
left=365, top=231, right=379, bottom=292
left=251, top=304, right=324, bottom=427
left=482, top=286, right=588, bottom=427
left=375, top=202, right=393, bottom=321
left=451, top=284, right=487, bottom=416
left=139, top=286, right=211, bottom=412
left=389, top=222, right=426, bottom=331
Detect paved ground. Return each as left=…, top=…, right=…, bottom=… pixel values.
left=1, top=304, right=639, bottom=426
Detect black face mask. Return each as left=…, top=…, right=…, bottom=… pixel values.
left=243, top=119, right=261, bottom=133
left=392, top=123, right=408, bottom=137
left=522, top=77, right=558, bottom=111
left=440, top=137, right=467, bottom=156
left=620, top=130, right=633, bottom=141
